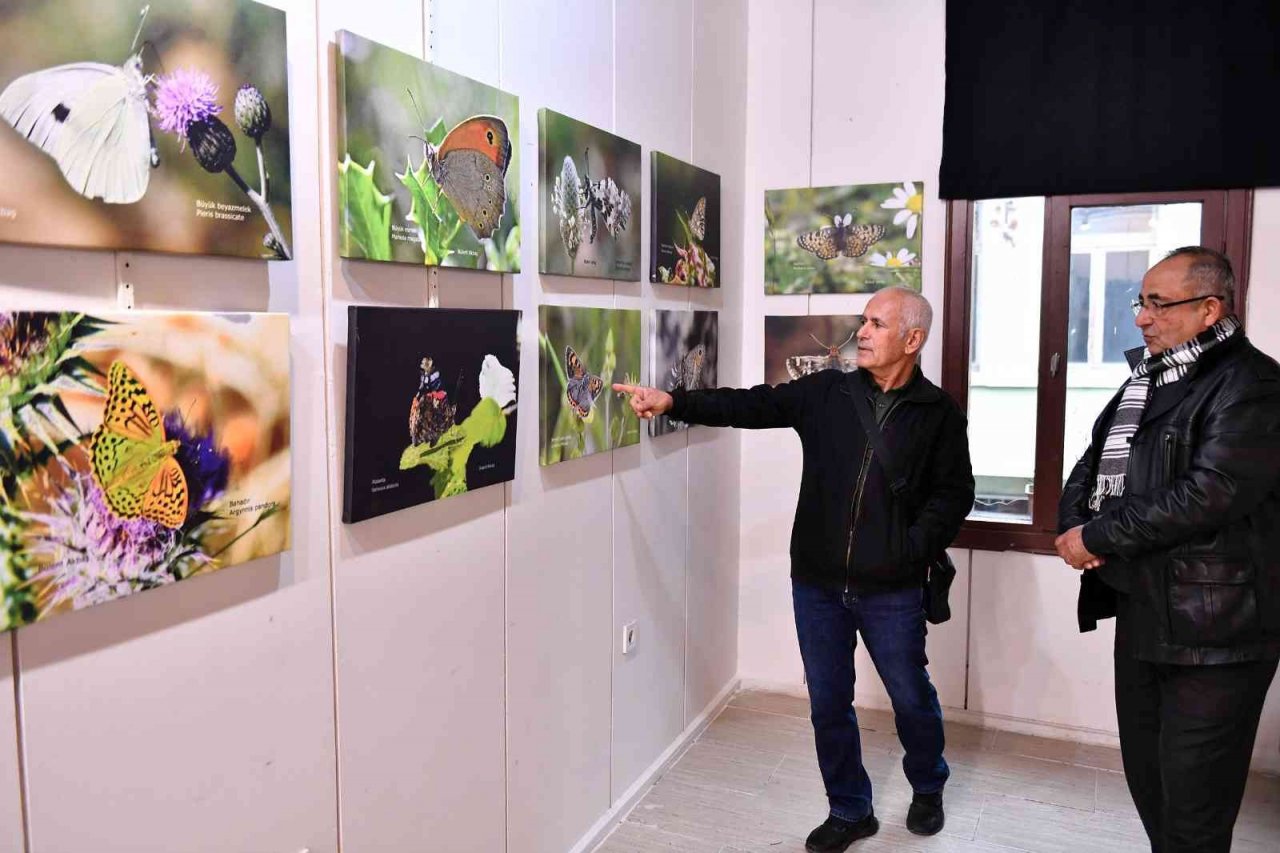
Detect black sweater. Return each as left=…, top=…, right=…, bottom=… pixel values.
left=670, top=367, right=974, bottom=591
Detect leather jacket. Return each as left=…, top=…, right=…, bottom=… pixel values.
left=1060, top=335, right=1280, bottom=664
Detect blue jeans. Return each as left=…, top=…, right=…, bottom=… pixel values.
left=792, top=580, right=948, bottom=821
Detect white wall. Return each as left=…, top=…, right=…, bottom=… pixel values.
left=0, top=0, right=746, bottom=851
left=736, top=0, right=1280, bottom=774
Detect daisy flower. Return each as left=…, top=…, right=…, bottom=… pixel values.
left=869, top=248, right=918, bottom=268
left=881, top=181, right=923, bottom=239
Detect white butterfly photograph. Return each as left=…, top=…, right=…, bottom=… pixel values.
left=651, top=309, right=718, bottom=437
left=539, top=108, right=641, bottom=281
left=0, top=0, right=291, bottom=259
left=651, top=152, right=720, bottom=288
left=765, top=182, right=924, bottom=294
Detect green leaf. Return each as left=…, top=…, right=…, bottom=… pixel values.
left=338, top=155, right=393, bottom=261
left=397, top=156, right=438, bottom=264
left=461, top=397, right=506, bottom=447
left=398, top=425, right=465, bottom=471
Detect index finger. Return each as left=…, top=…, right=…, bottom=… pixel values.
left=612, top=383, right=639, bottom=394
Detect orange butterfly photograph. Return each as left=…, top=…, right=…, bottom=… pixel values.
left=0, top=311, right=291, bottom=630
left=336, top=30, right=520, bottom=271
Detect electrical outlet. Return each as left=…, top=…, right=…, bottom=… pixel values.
left=622, top=621, right=637, bottom=655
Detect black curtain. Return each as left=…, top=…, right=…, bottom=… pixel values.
left=939, top=1, right=1280, bottom=200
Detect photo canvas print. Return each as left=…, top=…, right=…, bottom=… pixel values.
left=336, top=30, right=520, bottom=271
left=765, top=182, right=923, bottom=294
left=0, top=310, right=291, bottom=630
left=764, top=315, right=864, bottom=386
left=0, top=0, right=293, bottom=259
left=538, top=108, right=641, bottom=280
left=650, top=152, right=720, bottom=287
left=538, top=305, right=640, bottom=465
left=650, top=310, right=718, bottom=437
left=342, top=307, right=519, bottom=523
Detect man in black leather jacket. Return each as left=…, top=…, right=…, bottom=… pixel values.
left=1056, top=247, right=1280, bottom=853
left=616, top=287, right=974, bottom=852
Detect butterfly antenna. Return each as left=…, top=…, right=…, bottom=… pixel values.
left=808, top=332, right=832, bottom=351
left=835, top=329, right=857, bottom=350
left=131, top=5, right=151, bottom=55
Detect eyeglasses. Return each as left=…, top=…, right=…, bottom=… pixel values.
left=1129, top=294, right=1215, bottom=317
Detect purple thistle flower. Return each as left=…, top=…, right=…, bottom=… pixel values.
left=164, top=412, right=230, bottom=516
left=152, top=69, right=222, bottom=138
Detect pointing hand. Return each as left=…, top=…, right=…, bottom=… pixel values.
left=612, top=383, right=673, bottom=420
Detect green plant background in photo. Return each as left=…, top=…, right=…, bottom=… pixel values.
left=337, top=30, right=520, bottom=270
left=538, top=306, right=641, bottom=466
left=765, top=182, right=924, bottom=294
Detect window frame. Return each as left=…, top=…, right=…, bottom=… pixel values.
left=941, top=189, right=1253, bottom=553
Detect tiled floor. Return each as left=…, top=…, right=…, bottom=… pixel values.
left=593, top=689, right=1280, bottom=852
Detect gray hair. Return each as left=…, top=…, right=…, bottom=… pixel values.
left=880, top=285, right=933, bottom=345
left=1163, top=246, right=1236, bottom=313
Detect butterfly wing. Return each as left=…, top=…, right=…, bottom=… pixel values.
left=99, top=361, right=164, bottom=441
left=0, top=59, right=151, bottom=203
left=90, top=430, right=146, bottom=516
left=436, top=149, right=507, bottom=239
left=841, top=223, right=886, bottom=258
left=797, top=227, right=840, bottom=261
left=437, top=116, right=511, bottom=172
left=433, top=117, right=511, bottom=240
left=142, top=456, right=188, bottom=528
left=689, top=197, right=707, bottom=241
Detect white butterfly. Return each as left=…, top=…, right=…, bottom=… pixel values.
left=0, top=8, right=156, bottom=204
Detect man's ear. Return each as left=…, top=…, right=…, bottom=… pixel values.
left=904, top=327, right=925, bottom=355
left=1203, top=297, right=1227, bottom=328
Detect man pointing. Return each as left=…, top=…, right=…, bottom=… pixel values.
left=615, top=286, right=974, bottom=852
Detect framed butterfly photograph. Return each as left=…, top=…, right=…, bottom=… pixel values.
left=336, top=31, right=520, bottom=272
left=651, top=310, right=718, bottom=437
left=764, top=314, right=865, bottom=385
left=538, top=305, right=641, bottom=466
left=341, top=307, right=520, bottom=523
left=0, top=0, right=292, bottom=259
left=0, top=310, right=291, bottom=630
left=650, top=151, right=721, bottom=286
left=538, top=108, right=642, bottom=281
left=650, top=152, right=720, bottom=288
left=765, top=182, right=924, bottom=294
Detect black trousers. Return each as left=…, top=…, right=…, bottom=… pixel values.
left=1114, top=629, right=1277, bottom=853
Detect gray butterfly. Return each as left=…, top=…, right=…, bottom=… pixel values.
left=666, top=343, right=706, bottom=393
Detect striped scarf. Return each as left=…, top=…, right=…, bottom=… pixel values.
left=1089, top=314, right=1241, bottom=511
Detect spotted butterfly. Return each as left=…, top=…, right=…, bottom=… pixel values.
left=666, top=343, right=706, bottom=393
left=796, top=215, right=885, bottom=261
left=408, top=356, right=458, bottom=446
left=564, top=345, right=605, bottom=419
left=688, top=197, right=707, bottom=242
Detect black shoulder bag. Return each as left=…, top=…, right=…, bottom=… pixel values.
left=848, top=386, right=957, bottom=625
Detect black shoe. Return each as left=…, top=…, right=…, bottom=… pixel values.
left=804, top=812, right=879, bottom=852
left=906, top=790, right=945, bottom=836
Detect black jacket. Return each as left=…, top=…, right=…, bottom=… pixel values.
left=670, top=367, right=974, bottom=591
left=1060, top=335, right=1280, bottom=664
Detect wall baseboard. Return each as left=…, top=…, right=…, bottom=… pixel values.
left=568, top=677, right=741, bottom=853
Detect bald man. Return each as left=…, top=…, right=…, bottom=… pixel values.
left=617, top=287, right=974, bottom=852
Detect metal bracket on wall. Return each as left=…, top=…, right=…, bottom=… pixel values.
left=427, top=266, right=440, bottom=308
